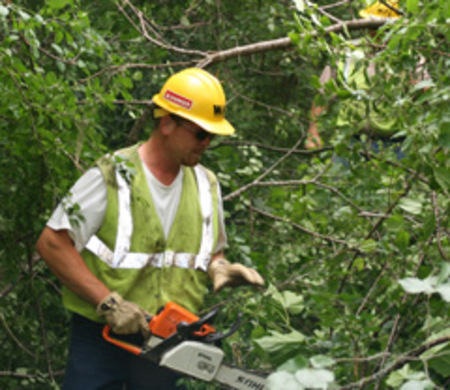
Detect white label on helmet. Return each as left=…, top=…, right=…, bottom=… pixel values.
left=164, top=90, right=193, bottom=110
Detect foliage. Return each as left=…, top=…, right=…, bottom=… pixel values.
left=1, top=0, right=450, bottom=389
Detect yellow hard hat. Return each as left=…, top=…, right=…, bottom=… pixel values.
left=152, top=68, right=235, bottom=136
left=359, top=0, right=401, bottom=19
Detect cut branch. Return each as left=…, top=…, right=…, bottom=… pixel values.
left=198, top=18, right=390, bottom=67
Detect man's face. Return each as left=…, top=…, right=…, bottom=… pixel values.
left=169, top=116, right=215, bottom=167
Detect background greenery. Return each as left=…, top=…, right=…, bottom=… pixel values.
left=1, top=0, right=449, bottom=389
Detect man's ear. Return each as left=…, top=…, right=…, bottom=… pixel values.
left=160, top=115, right=176, bottom=136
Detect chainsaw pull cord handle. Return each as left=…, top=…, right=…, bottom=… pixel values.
left=176, top=307, right=219, bottom=339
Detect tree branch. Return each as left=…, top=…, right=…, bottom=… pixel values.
left=337, top=336, right=450, bottom=389
left=197, top=18, right=391, bottom=67
left=252, top=207, right=353, bottom=247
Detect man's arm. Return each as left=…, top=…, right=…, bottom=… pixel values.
left=37, top=227, right=151, bottom=335
left=305, top=65, right=335, bottom=150
left=36, top=227, right=110, bottom=305
left=305, top=103, right=325, bottom=149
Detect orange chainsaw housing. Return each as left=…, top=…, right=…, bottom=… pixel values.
left=149, top=302, right=216, bottom=339
left=102, top=302, right=217, bottom=356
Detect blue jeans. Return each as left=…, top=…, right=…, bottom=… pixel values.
left=63, top=314, right=183, bottom=390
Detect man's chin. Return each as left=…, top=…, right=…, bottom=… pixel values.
left=181, top=156, right=201, bottom=167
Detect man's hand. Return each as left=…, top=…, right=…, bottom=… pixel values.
left=208, top=259, right=265, bottom=294
left=96, top=292, right=150, bottom=337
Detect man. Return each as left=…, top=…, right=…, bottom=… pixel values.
left=36, top=68, right=264, bottom=390
left=305, top=0, right=427, bottom=153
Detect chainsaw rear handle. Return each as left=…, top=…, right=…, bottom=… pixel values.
left=102, top=325, right=142, bottom=356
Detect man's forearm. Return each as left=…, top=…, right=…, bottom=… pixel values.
left=306, top=104, right=325, bottom=149
left=36, top=227, right=110, bottom=306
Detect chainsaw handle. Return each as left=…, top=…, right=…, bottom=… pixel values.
left=102, top=325, right=142, bottom=356
left=177, top=307, right=219, bottom=338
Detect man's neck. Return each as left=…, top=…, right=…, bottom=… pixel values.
left=138, top=138, right=181, bottom=186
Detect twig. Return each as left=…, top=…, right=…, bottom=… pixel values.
left=213, top=140, right=333, bottom=155
left=372, top=234, right=433, bottom=388
left=252, top=207, right=353, bottom=247
left=79, top=61, right=195, bottom=83
left=379, top=0, right=405, bottom=16
left=320, top=0, right=351, bottom=11
left=0, top=370, right=64, bottom=378
left=432, top=191, right=449, bottom=261
left=0, top=314, right=36, bottom=358
left=337, top=336, right=450, bottom=389
left=356, top=260, right=389, bottom=316
left=119, top=0, right=207, bottom=58
left=337, top=172, right=419, bottom=294
left=224, top=136, right=306, bottom=201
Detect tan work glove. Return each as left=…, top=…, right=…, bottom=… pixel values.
left=208, top=259, right=265, bottom=294
left=96, top=292, right=150, bottom=337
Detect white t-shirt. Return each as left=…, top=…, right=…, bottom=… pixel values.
left=48, top=164, right=227, bottom=254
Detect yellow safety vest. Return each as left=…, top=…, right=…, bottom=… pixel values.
left=62, top=144, right=220, bottom=321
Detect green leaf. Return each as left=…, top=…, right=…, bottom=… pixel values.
left=310, top=75, right=322, bottom=90
left=277, top=355, right=309, bottom=374
left=48, top=0, right=71, bottom=9
left=293, top=0, right=305, bottom=12
left=406, top=0, right=419, bottom=14
left=0, top=5, right=9, bottom=16
left=288, top=32, right=300, bottom=45
left=132, top=71, right=143, bottom=81
left=435, top=284, right=450, bottom=302
left=398, top=198, right=422, bottom=215
left=295, top=368, right=335, bottom=389
left=400, top=380, right=435, bottom=390
left=310, top=355, right=335, bottom=369
left=421, top=213, right=436, bottom=240
left=267, top=372, right=303, bottom=390
left=395, top=231, right=410, bottom=251
left=353, top=257, right=365, bottom=272
left=433, top=167, right=450, bottom=191
left=272, top=290, right=304, bottom=314
left=387, top=365, right=415, bottom=387
left=398, top=277, right=436, bottom=295
left=336, top=89, right=351, bottom=98
left=51, top=43, right=63, bottom=55
left=438, top=121, right=450, bottom=147
left=360, top=239, right=377, bottom=253
left=18, top=10, right=31, bottom=21
left=386, top=215, right=405, bottom=233
left=34, top=14, right=44, bottom=24
left=437, top=263, right=450, bottom=284
left=254, top=330, right=307, bottom=366
left=55, top=31, right=64, bottom=44
left=180, top=15, right=190, bottom=26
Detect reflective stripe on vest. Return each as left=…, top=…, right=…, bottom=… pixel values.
left=85, top=165, right=216, bottom=271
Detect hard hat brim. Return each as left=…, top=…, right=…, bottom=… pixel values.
left=152, top=95, right=235, bottom=136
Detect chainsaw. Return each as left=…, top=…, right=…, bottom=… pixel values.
left=103, top=301, right=267, bottom=390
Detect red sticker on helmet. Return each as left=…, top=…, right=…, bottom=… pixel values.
left=164, top=90, right=193, bottom=110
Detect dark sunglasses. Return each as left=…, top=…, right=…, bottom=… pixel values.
left=170, top=115, right=215, bottom=141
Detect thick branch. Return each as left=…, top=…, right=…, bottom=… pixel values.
left=198, top=19, right=390, bottom=67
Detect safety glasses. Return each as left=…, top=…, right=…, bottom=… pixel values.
left=170, top=115, right=215, bottom=141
